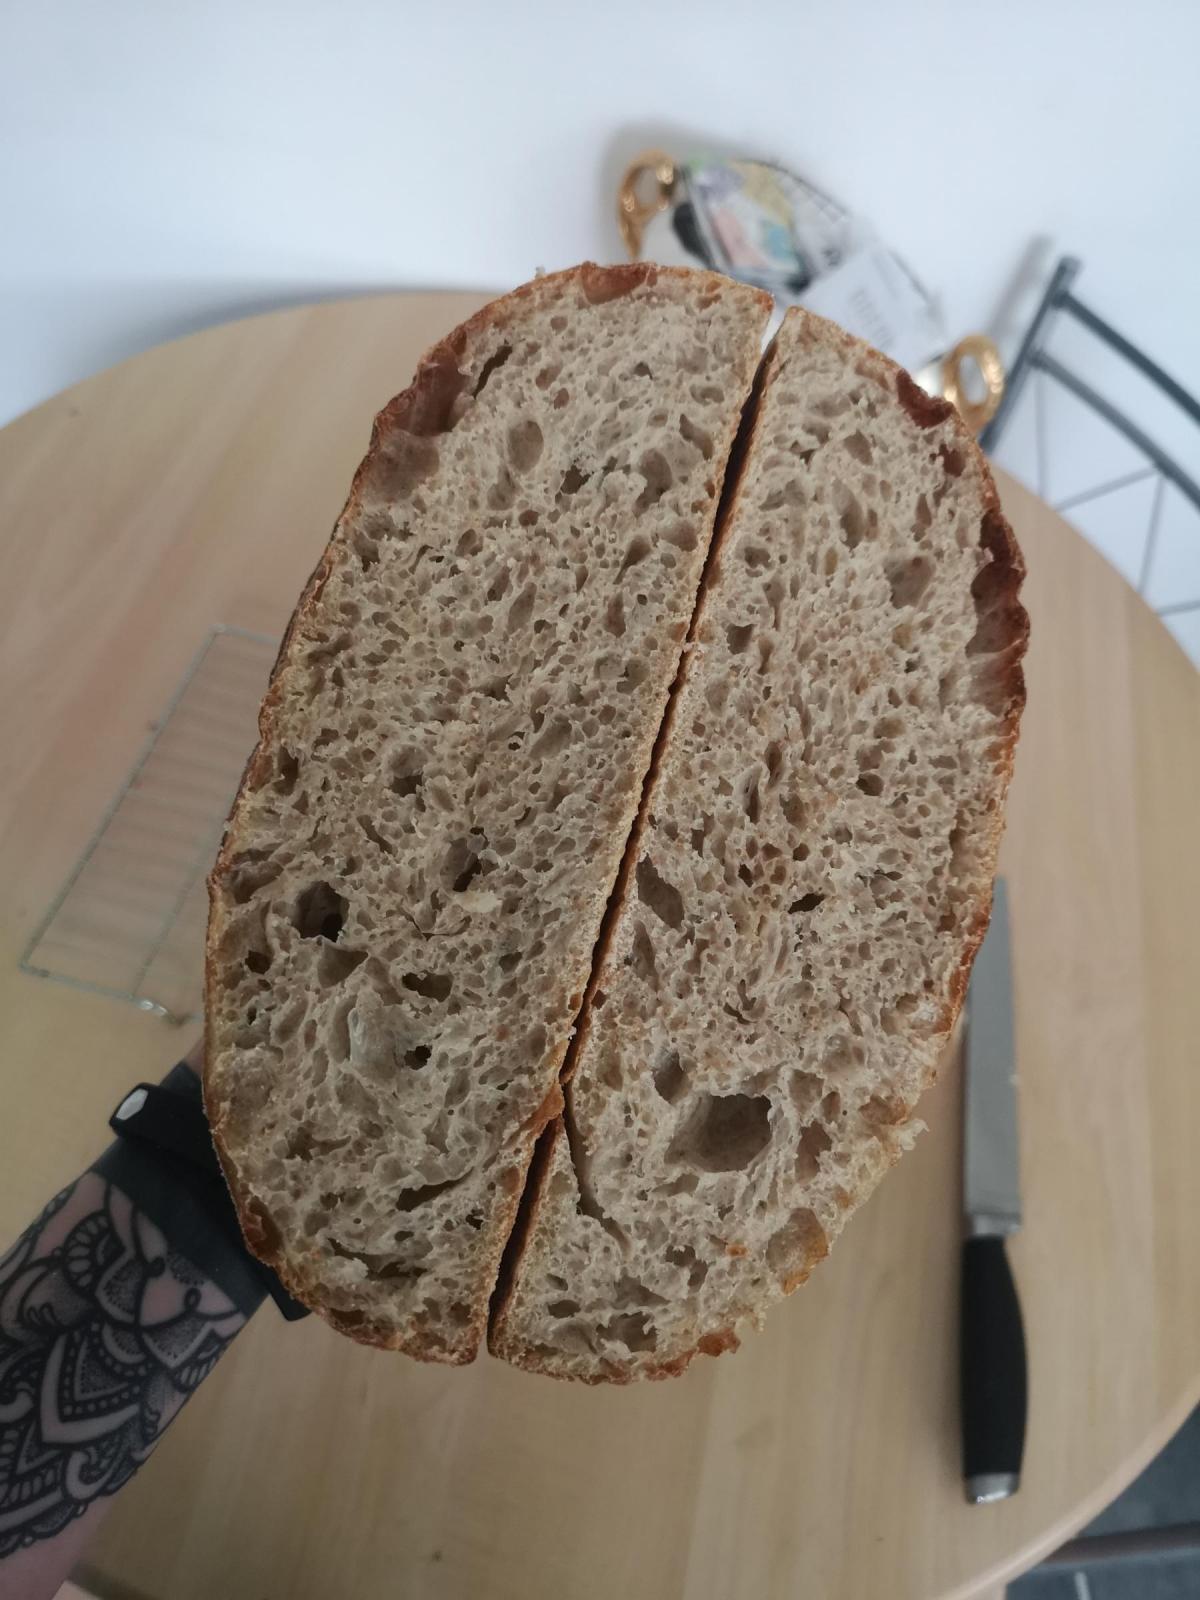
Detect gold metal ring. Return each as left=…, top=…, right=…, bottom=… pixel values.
left=942, top=335, right=1005, bottom=434
left=617, top=151, right=677, bottom=260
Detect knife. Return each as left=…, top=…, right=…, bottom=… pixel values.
left=960, top=876, right=1028, bottom=1504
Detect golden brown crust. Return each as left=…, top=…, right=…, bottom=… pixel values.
left=205, top=263, right=771, bottom=1360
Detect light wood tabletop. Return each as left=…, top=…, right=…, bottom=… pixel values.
left=2, top=292, right=1197, bottom=1600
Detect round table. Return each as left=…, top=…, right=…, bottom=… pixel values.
left=1, top=293, right=1197, bottom=1600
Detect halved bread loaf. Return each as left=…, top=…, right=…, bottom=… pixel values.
left=489, top=306, right=1028, bottom=1380
left=204, top=264, right=771, bottom=1361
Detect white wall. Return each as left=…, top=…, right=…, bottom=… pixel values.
left=2, top=0, right=1198, bottom=426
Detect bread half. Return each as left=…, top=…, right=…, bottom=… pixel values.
left=204, top=264, right=771, bottom=1360
left=489, top=306, right=1028, bottom=1379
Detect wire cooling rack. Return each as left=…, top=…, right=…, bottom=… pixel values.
left=20, top=625, right=278, bottom=1023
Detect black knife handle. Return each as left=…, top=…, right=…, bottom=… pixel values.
left=960, top=1234, right=1027, bottom=1502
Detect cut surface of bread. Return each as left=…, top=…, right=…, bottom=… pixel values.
left=489, top=306, right=1028, bottom=1380
left=205, top=264, right=771, bottom=1361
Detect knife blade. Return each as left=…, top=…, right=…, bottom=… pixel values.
left=960, top=876, right=1028, bottom=1504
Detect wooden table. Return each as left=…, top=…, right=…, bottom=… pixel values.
left=2, top=293, right=1197, bottom=1600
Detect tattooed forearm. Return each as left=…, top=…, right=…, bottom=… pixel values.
left=0, top=1173, right=245, bottom=1558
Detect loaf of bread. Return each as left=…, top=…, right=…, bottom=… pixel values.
left=204, top=264, right=772, bottom=1361
left=489, top=306, right=1028, bottom=1378
left=207, top=268, right=1027, bottom=1378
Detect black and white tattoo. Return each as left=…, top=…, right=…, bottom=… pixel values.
left=0, top=1177, right=244, bottom=1557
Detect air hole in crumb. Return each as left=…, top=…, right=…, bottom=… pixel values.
left=737, top=863, right=753, bottom=887
left=664, top=520, right=697, bottom=551
left=862, top=1093, right=907, bottom=1128
left=324, top=994, right=358, bottom=1061
left=549, top=1299, right=581, bottom=1318
left=938, top=443, right=965, bottom=477
left=856, top=772, right=883, bottom=797
left=888, top=555, right=934, bottom=608
left=795, top=1121, right=832, bottom=1182
left=813, top=391, right=852, bottom=420
left=488, top=468, right=517, bottom=511
left=621, top=534, right=652, bottom=572
left=560, top=464, right=588, bottom=496
left=318, top=944, right=367, bottom=986
left=659, top=1171, right=697, bottom=1196
left=666, top=1243, right=709, bottom=1288
left=245, top=949, right=271, bottom=975
left=395, top=1174, right=465, bottom=1211
left=634, top=449, right=673, bottom=512
left=766, top=1207, right=828, bottom=1280
left=843, top=430, right=872, bottom=465
left=275, top=748, right=299, bottom=795
left=402, top=971, right=453, bottom=1002
left=473, top=343, right=512, bottom=397
left=679, top=414, right=713, bottom=459
left=653, top=1049, right=687, bottom=1103
left=834, top=481, right=868, bottom=549
left=529, top=715, right=572, bottom=760
left=226, top=850, right=282, bottom=904
left=615, top=1276, right=668, bottom=1309
left=353, top=533, right=379, bottom=571
left=404, top=1045, right=432, bottom=1069
left=619, top=658, right=647, bottom=694
left=630, top=922, right=657, bottom=985
left=507, top=418, right=543, bottom=471
left=390, top=761, right=424, bottom=799
left=636, top=857, right=685, bottom=929
left=603, top=1313, right=657, bottom=1353
left=789, top=1069, right=823, bottom=1118
left=668, top=1093, right=771, bottom=1172
left=790, top=893, right=824, bottom=914
left=443, top=833, right=486, bottom=892
left=294, top=882, right=347, bottom=942
left=605, top=595, right=626, bottom=636
left=358, top=815, right=394, bottom=855
left=727, top=622, right=753, bottom=654
left=506, top=582, right=536, bottom=632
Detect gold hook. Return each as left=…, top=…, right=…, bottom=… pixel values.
left=617, top=151, right=677, bottom=260
left=941, top=335, right=1005, bottom=435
